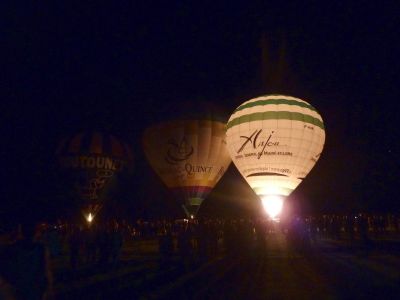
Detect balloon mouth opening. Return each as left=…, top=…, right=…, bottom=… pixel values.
left=182, top=198, right=203, bottom=218
left=261, top=195, right=284, bottom=220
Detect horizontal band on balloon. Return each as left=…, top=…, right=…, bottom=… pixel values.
left=184, top=197, right=204, bottom=206
left=247, top=172, right=289, bottom=177
left=170, top=186, right=212, bottom=199
left=234, top=98, right=317, bottom=114
left=226, top=111, right=325, bottom=130
left=57, top=131, right=133, bottom=160
left=252, top=185, right=295, bottom=197
left=247, top=172, right=306, bottom=180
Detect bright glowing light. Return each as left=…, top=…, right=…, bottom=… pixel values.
left=86, top=213, right=94, bottom=223
left=190, top=215, right=194, bottom=219
left=261, top=195, right=284, bottom=219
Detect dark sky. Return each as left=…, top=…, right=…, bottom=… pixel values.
left=2, top=2, right=399, bottom=221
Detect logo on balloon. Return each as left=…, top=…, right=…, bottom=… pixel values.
left=162, top=137, right=216, bottom=178
left=185, top=163, right=213, bottom=176
left=165, top=137, right=194, bottom=164
left=60, top=155, right=125, bottom=171
left=237, top=129, right=281, bottom=159
left=77, top=169, right=114, bottom=200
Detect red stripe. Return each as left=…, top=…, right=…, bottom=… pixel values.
left=68, top=132, right=84, bottom=153
left=171, top=186, right=212, bottom=201
left=110, top=135, right=124, bottom=157
left=90, top=132, right=103, bottom=154
left=59, top=132, right=132, bottom=161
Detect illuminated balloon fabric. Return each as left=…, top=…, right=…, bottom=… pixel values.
left=226, top=94, right=325, bottom=199
left=56, top=132, right=133, bottom=217
left=143, top=119, right=231, bottom=217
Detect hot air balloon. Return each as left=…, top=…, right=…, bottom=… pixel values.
left=226, top=94, right=325, bottom=219
left=56, top=132, right=133, bottom=222
left=143, top=103, right=231, bottom=218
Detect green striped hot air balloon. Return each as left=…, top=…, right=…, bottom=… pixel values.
left=226, top=94, right=325, bottom=219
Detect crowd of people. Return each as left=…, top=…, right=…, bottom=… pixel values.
left=0, top=213, right=399, bottom=299
left=67, top=222, right=124, bottom=270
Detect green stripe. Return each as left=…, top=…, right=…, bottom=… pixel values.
left=188, top=198, right=204, bottom=205
left=227, top=111, right=325, bottom=130
left=234, top=98, right=317, bottom=113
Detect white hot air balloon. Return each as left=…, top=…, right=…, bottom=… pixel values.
left=226, top=94, right=325, bottom=219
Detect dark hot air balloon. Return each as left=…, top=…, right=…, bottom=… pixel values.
left=56, top=131, right=133, bottom=222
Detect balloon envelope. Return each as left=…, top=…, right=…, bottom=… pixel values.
left=56, top=131, right=133, bottom=220
left=226, top=94, right=325, bottom=215
left=143, top=105, right=231, bottom=218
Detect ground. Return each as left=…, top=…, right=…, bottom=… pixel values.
left=50, top=232, right=400, bottom=299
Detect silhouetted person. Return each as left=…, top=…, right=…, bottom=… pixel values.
left=177, top=224, right=193, bottom=269
left=111, top=225, right=124, bottom=266
left=345, top=215, right=355, bottom=245
left=0, top=222, right=53, bottom=300
left=287, top=216, right=310, bottom=255
left=69, top=225, right=82, bottom=270
left=158, top=227, right=173, bottom=269
left=84, top=226, right=98, bottom=264
left=309, top=217, right=318, bottom=244
left=196, top=219, right=209, bottom=262
left=223, top=220, right=235, bottom=255
left=98, top=227, right=112, bottom=266
left=358, top=214, right=370, bottom=246
left=208, top=221, right=219, bottom=258
left=43, top=227, right=61, bottom=258
left=255, top=220, right=267, bottom=254
left=331, top=216, right=341, bottom=240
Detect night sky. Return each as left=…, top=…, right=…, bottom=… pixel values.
left=2, top=2, right=399, bottom=222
